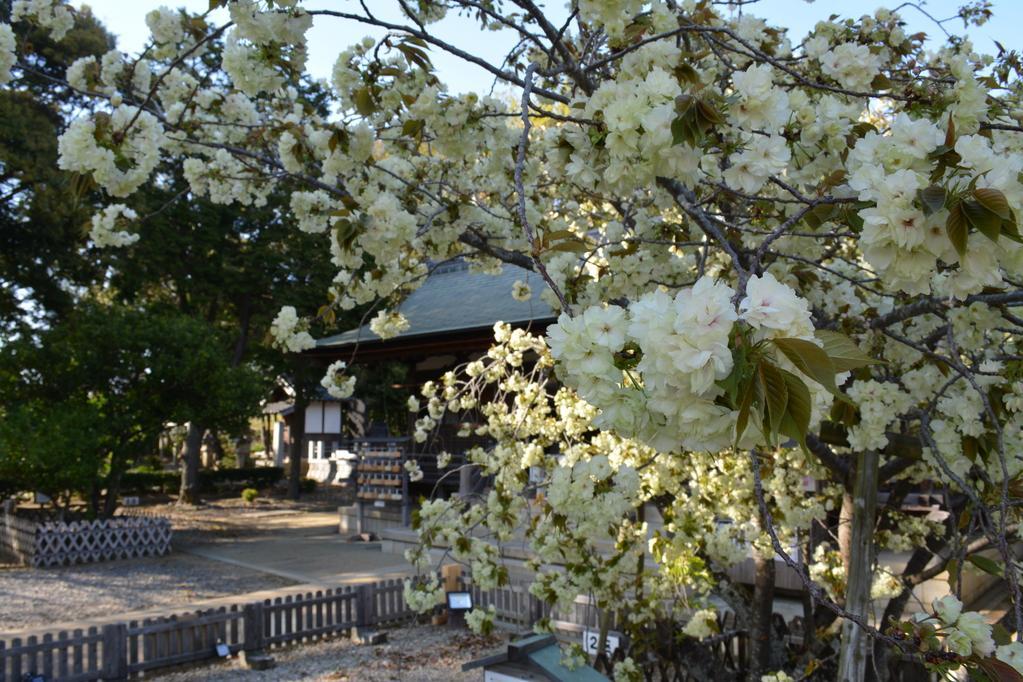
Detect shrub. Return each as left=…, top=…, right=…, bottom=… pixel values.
left=120, top=466, right=285, bottom=496
left=241, top=488, right=259, bottom=503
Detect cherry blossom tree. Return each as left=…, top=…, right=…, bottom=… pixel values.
left=3, top=0, right=1023, bottom=679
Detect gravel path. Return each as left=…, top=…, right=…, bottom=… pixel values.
left=151, top=625, right=506, bottom=682
left=0, top=554, right=296, bottom=632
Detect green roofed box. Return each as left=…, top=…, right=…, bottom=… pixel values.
left=462, top=634, right=608, bottom=681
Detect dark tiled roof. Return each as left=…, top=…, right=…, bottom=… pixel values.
left=316, top=262, right=555, bottom=349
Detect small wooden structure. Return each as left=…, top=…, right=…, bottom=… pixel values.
left=307, top=261, right=555, bottom=470
left=462, top=634, right=607, bottom=681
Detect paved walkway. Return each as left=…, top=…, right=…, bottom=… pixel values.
left=173, top=508, right=412, bottom=585
left=178, top=533, right=411, bottom=586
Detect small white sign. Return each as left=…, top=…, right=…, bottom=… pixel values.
left=374, top=500, right=386, bottom=508
left=447, top=591, right=473, bottom=610
left=122, top=496, right=140, bottom=506
left=582, top=629, right=620, bottom=656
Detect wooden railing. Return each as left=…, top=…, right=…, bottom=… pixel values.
left=1, top=568, right=807, bottom=681
left=0, top=579, right=412, bottom=681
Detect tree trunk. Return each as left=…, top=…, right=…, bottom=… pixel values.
left=748, top=547, right=776, bottom=681
left=88, top=481, right=101, bottom=519
left=206, top=430, right=226, bottom=468
left=178, top=421, right=205, bottom=505
left=102, top=469, right=123, bottom=519
left=101, top=453, right=129, bottom=519
left=288, top=408, right=305, bottom=501
left=837, top=450, right=880, bottom=682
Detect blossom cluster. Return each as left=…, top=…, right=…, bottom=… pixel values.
left=12, top=0, right=73, bottom=41
left=320, top=360, right=356, bottom=399
left=369, top=310, right=410, bottom=340
left=57, top=106, right=165, bottom=198
left=269, top=306, right=315, bottom=353
left=547, top=273, right=817, bottom=452
left=0, top=24, right=14, bottom=87
left=88, top=204, right=139, bottom=249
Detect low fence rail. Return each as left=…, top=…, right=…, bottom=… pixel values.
left=1, top=567, right=807, bottom=681
left=0, top=579, right=412, bottom=681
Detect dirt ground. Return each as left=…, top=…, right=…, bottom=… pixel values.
left=139, top=487, right=354, bottom=539
left=0, top=553, right=296, bottom=632
left=150, top=625, right=507, bottom=682
left=0, top=489, right=357, bottom=632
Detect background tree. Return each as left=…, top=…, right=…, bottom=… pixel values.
left=0, top=302, right=263, bottom=516
left=0, top=2, right=111, bottom=331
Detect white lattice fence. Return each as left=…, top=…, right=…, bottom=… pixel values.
left=1, top=512, right=172, bottom=567
left=0, top=512, right=38, bottom=563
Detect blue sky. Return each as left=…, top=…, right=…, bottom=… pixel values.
left=77, top=0, right=1023, bottom=95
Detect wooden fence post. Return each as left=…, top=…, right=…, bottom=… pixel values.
left=100, top=623, right=127, bottom=681
left=242, top=602, right=265, bottom=652
left=441, top=563, right=462, bottom=593
left=355, top=584, right=375, bottom=627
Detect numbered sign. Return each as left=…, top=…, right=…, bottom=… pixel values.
left=582, top=628, right=621, bottom=656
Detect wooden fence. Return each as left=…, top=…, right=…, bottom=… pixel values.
left=1, top=569, right=808, bottom=681
left=458, top=573, right=808, bottom=678
left=0, top=579, right=412, bottom=681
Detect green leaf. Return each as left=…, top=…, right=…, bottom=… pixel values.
left=674, top=63, right=701, bottom=85
left=777, top=369, right=811, bottom=448
left=946, top=202, right=969, bottom=257
left=870, top=73, right=891, bottom=90
left=993, top=623, right=1013, bottom=647
left=546, top=238, right=591, bottom=254
left=975, top=658, right=1023, bottom=682
left=671, top=115, right=692, bottom=146
left=401, top=119, right=425, bottom=137
left=1003, top=218, right=1023, bottom=244
left=967, top=554, right=1004, bottom=577
left=353, top=88, right=376, bottom=116
left=815, top=330, right=881, bottom=372
left=772, top=337, right=840, bottom=396
left=760, top=361, right=788, bottom=437
left=334, top=218, right=361, bottom=252
left=917, top=185, right=947, bottom=216
left=695, top=99, right=726, bottom=125
left=612, top=341, right=642, bottom=371
left=543, top=229, right=579, bottom=243
left=734, top=371, right=757, bottom=444
left=962, top=199, right=1002, bottom=242
left=803, top=204, right=835, bottom=230
left=974, top=187, right=1012, bottom=220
